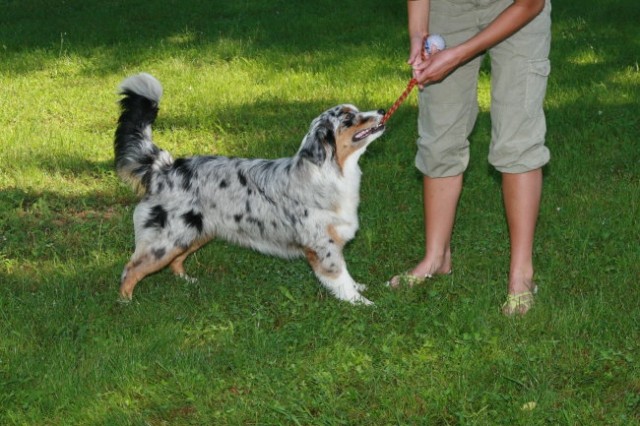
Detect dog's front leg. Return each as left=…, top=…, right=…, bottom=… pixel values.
left=304, top=248, right=373, bottom=305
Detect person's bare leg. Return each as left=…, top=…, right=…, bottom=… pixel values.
left=502, top=169, right=541, bottom=297
left=390, top=174, right=461, bottom=286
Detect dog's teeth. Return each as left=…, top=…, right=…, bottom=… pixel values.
left=354, top=129, right=370, bottom=141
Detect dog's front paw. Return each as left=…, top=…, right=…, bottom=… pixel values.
left=357, top=296, right=374, bottom=306
left=117, top=296, right=133, bottom=305
left=354, top=282, right=368, bottom=292
left=178, top=274, right=198, bottom=284
left=349, top=293, right=374, bottom=306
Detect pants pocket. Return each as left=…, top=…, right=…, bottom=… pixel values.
left=525, top=59, right=551, bottom=118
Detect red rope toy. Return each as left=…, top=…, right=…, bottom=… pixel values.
left=379, top=34, right=445, bottom=126
left=380, top=78, right=418, bottom=125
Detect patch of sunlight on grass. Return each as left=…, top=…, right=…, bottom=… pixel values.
left=611, top=63, right=640, bottom=86
left=165, top=28, right=199, bottom=46
left=478, top=71, right=491, bottom=111
left=568, top=48, right=604, bottom=66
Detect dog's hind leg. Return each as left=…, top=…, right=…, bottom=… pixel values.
left=119, top=245, right=186, bottom=301
left=169, top=238, right=210, bottom=283
left=304, top=248, right=373, bottom=305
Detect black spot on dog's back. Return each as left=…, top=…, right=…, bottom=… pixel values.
left=237, top=170, right=247, bottom=186
left=173, top=158, right=195, bottom=191
left=145, top=205, right=168, bottom=229
left=182, top=210, right=204, bottom=233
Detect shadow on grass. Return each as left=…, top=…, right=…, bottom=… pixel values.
left=2, top=0, right=638, bottom=82
left=0, top=0, right=408, bottom=77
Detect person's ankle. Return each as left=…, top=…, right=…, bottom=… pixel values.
left=412, top=252, right=452, bottom=277
left=508, top=271, right=535, bottom=294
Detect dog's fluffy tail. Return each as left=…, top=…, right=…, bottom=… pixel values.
left=115, top=73, right=173, bottom=194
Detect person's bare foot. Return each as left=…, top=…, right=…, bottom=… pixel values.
left=387, top=252, right=452, bottom=288
left=502, top=283, right=537, bottom=316
left=502, top=272, right=537, bottom=316
left=508, top=271, right=535, bottom=295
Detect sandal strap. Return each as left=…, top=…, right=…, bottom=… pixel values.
left=502, top=288, right=537, bottom=316
left=386, top=272, right=430, bottom=288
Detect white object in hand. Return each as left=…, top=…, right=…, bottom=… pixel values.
left=425, top=34, right=446, bottom=54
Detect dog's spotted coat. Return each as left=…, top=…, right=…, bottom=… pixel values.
left=115, top=73, right=385, bottom=304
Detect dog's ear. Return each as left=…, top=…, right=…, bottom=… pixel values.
left=299, top=119, right=336, bottom=166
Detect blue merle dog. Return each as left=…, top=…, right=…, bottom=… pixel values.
left=115, top=73, right=385, bottom=305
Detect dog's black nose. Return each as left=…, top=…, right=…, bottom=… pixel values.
left=378, top=109, right=385, bottom=115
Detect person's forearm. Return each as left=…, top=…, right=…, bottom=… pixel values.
left=408, top=0, right=430, bottom=41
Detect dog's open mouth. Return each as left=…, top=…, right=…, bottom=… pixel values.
left=352, top=124, right=385, bottom=142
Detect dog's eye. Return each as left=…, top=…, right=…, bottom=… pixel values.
left=342, top=113, right=355, bottom=126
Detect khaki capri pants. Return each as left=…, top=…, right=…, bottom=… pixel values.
left=415, top=0, right=552, bottom=177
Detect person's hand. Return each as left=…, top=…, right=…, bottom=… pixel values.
left=407, top=35, right=426, bottom=69
left=413, top=46, right=462, bottom=88
left=408, top=34, right=433, bottom=89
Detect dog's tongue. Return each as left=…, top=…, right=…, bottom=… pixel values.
left=353, top=124, right=384, bottom=142
left=353, top=129, right=371, bottom=141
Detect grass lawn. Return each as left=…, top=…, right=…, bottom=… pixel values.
left=1, top=0, right=639, bottom=424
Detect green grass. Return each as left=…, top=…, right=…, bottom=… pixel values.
left=1, top=0, right=639, bottom=424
